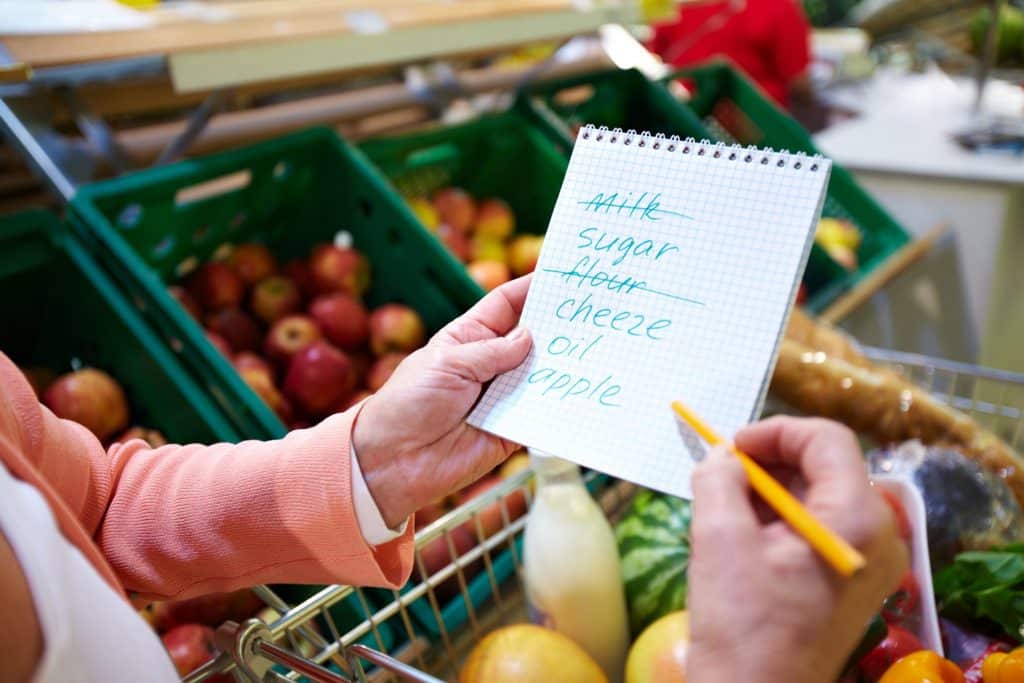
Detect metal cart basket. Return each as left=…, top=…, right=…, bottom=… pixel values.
left=182, top=349, right=1024, bottom=683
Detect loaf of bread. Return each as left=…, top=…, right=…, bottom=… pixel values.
left=784, top=307, right=873, bottom=369
left=773, top=327, right=1024, bottom=507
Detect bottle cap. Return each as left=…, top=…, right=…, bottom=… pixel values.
left=528, top=449, right=579, bottom=475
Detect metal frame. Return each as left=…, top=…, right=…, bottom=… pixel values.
left=0, top=2, right=640, bottom=208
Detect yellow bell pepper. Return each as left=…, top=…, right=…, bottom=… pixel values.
left=879, top=651, right=965, bottom=683
left=984, top=648, right=1024, bottom=683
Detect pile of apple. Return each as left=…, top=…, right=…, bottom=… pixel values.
left=406, top=187, right=544, bottom=292
left=139, top=589, right=269, bottom=680
left=19, top=365, right=167, bottom=448
left=413, top=451, right=531, bottom=601
left=170, top=240, right=428, bottom=428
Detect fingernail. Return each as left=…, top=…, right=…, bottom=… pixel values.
left=508, top=327, right=529, bottom=341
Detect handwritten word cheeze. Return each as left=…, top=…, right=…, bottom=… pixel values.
left=556, top=293, right=672, bottom=340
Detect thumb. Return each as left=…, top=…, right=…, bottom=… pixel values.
left=690, top=446, right=759, bottom=550
left=442, top=327, right=532, bottom=383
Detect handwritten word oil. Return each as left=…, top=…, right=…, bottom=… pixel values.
left=523, top=450, right=629, bottom=683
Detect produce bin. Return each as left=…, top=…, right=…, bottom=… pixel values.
left=517, top=66, right=911, bottom=313
left=1, top=209, right=396, bottom=661
left=0, top=209, right=239, bottom=445
left=358, top=109, right=568, bottom=278
left=69, top=126, right=519, bottom=644
left=70, top=126, right=481, bottom=440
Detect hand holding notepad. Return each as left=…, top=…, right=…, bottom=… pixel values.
left=469, top=126, right=831, bottom=499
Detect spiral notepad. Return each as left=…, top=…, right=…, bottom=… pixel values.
left=469, top=126, right=831, bottom=498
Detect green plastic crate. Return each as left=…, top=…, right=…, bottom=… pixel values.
left=358, top=109, right=569, bottom=243
left=0, top=209, right=239, bottom=445
left=517, top=66, right=709, bottom=150
left=670, top=63, right=910, bottom=311
left=71, top=127, right=481, bottom=439
left=518, top=66, right=910, bottom=313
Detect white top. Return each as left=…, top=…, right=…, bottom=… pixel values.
left=1, top=449, right=403, bottom=682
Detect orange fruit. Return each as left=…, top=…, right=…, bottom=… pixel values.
left=460, top=624, right=607, bottom=683
left=625, top=611, right=688, bottom=683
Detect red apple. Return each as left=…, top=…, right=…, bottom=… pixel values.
left=227, top=242, right=277, bottom=286
left=205, top=331, right=233, bottom=358
left=470, top=234, right=507, bottom=263
left=456, top=476, right=528, bottom=539
left=150, top=589, right=264, bottom=632
left=436, top=223, right=471, bottom=262
left=169, top=285, right=202, bottom=320
left=466, top=259, right=511, bottom=292
left=368, top=304, right=426, bottom=356
left=284, top=259, right=318, bottom=299
left=113, top=426, right=168, bottom=448
left=263, top=315, right=323, bottom=365
left=309, top=244, right=370, bottom=297
left=508, top=234, right=544, bottom=276
left=283, top=341, right=353, bottom=416
left=43, top=369, right=129, bottom=441
left=417, top=523, right=479, bottom=602
left=337, top=389, right=373, bottom=412
left=474, top=198, right=515, bottom=239
left=250, top=275, right=301, bottom=324
left=309, top=292, right=370, bottom=351
left=366, top=352, right=408, bottom=391
left=18, top=366, right=56, bottom=398
left=186, top=262, right=245, bottom=311
left=233, top=351, right=274, bottom=383
left=347, top=351, right=372, bottom=394
left=205, top=308, right=261, bottom=353
left=240, top=368, right=293, bottom=423
left=161, top=624, right=219, bottom=676
left=415, top=499, right=448, bottom=531
left=433, top=187, right=477, bottom=234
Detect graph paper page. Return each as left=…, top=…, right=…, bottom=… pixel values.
left=468, top=127, right=831, bottom=498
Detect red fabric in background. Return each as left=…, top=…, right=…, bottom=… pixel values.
left=648, top=0, right=811, bottom=109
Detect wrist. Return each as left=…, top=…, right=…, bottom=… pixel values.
left=351, top=398, right=412, bottom=529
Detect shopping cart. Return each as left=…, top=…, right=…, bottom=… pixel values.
left=182, top=350, right=1024, bottom=683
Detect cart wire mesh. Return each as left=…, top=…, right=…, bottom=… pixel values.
left=182, top=350, right=1024, bottom=683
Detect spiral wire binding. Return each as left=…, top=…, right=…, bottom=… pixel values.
left=578, top=125, right=824, bottom=172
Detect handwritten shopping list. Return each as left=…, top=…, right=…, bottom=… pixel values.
left=469, top=127, right=830, bottom=498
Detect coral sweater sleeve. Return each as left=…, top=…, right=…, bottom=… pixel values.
left=0, top=352, right=414, bottom=603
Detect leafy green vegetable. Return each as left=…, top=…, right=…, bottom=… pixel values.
left=933, top=543, right=1024, bottom=643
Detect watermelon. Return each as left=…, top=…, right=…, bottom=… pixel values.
left=615, top=490, right=692, bottom=636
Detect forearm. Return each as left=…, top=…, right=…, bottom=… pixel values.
left=99, top=410, right=413, bottom=601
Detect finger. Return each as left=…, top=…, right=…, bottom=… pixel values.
left=734, top=416, right=865, bottom=492
left=691, top=446, right=760, bottom=552
left=737, top=416, right=875, bottom=545
left=434, top=275, right=533, bottom=345
left=440, top=327, right=532, bottom=383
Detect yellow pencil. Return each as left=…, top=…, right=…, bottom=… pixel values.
left=671, top=400, right=866, bottom=578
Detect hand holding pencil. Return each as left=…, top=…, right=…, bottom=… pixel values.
left=684, top=415, right=909, bottom=683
